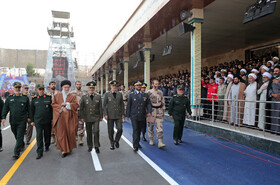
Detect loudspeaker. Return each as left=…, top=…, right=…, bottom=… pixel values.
left=178, top=22, right=195, bottom=36
left=150, top=54, right=155, bottom=62
left=119, top=62, right=124, bottom=71
left=136, top=50, right=144, bottom=62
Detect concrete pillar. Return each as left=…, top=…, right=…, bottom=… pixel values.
left=189, top=9, right=204, bottom=115
left=100, top=69, right=104, bottom=95
left=112, top=55, right=117, bottom=81
left=123, top=43, right=129, bottom=91
left=123, top=57, right=129, bottom=91
left=144, top=41, right=152, bottom=90
left=105, top=62, right=109, bottom=92
left=96, top=76, right=100, bottom=93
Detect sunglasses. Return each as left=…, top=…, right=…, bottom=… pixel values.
left=15, top=87, right=21, bottom=89
left=38, top=88, right=44, bottom=90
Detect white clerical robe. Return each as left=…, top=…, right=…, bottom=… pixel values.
left=243, top=81, right=257, bottom=126
left=257, top=81, right=269, bottom=129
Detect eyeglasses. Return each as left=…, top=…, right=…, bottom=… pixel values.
left=38, top=88, right=44, bottom=90
left=15, top=87, right=21, bottom=89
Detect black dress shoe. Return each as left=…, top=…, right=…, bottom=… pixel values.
left=115, top=141, right=119, bottom=148
left=142, top=136, right=147, bottom=141
left=174, top=140, right=178, bottom=145
left=88, top=148, right=92, bottom=152
left=26, top=141, right=30, bottom=145
left=13, top=154, right=19, bottom=159
left=0, top=147, right=3, bottom=152
left=95, top=147, right=100, bottom=154
left=138, top=144, right=142, bottom=149
left=133, top=147, right=138, bottom=152
left=45, top=147, right=49, bottom=152
left=110, top=144, right=115, bottom=150
left=178, top=139, right=183, bottom=143
left=61, top=153, right=67, bottom=158
left=36, top=154, right=43, bottom=160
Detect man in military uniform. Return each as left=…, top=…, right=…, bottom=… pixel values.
left=22, top=84, right=33, bottom=145
left=147, top=80, right=166, bottom=148
left=1, top=82, right=30, bottom=159
left=126, top=80, right=151, bottom=151
left=168, top=85, right=192, bottom=145
left=80, top=81, right=103, bottom=153
left=104, top=80, right=124, bottom=150
left=71, top=81, right=86, bottom=146
left=140, top=83, right=148, bottom=141
left=30, top=84, right=52, bottom=159
left=120, top=85, right=129, bottom=122
left=47, top=81, right=59, bottom=144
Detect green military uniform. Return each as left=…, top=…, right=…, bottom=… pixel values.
left=168, top=85, right=192, bottom=144
left=30, top=84, right=52, bottom=158
left=79, top=81, right=103, bottom=152
left=2, top=82, right=30, bottom=158
left=103, top=80, right=124, bottom=149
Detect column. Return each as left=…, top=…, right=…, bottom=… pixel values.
left=144, top=41, right=151, bottom=90
left=123, top=57, right=129, bottom=91
left=96, top=74, right=100, bottom=93
left=189, top=9, right=204, bottom=115
left=100, top=69, right=104, bottom=95
left=105, top=62, right=109, bottom=92
left=112, top=54, right=117, bottom=81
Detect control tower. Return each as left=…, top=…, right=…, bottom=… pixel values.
left=44, top=10, right=76, bottom=90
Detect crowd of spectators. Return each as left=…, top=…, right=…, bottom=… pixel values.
left=126, top=55, right=280, bottom=134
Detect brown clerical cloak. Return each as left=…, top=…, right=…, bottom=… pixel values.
left=52, top=92, right=79, bottom=153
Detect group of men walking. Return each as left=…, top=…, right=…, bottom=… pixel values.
left=0, top=78, right=192, bottom=160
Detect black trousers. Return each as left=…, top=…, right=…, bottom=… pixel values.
left=35, top=123, right=51, bottom=155
left=206, top=101, right=218, bottom=119
left=141, top=119, right=147, bottom=136
left=131, top=119, right=146, bottom=148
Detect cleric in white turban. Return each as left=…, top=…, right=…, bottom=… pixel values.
left=243, top=73, right=257, bottom=126
left=248, top=73, right=257, bottom=80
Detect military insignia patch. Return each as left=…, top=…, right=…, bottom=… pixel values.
left=143, top=97, right=147, bottom=101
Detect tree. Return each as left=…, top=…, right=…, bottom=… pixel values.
left=26, top=63, right=35, bottom=77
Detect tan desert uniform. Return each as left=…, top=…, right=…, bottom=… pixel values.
left=23, top=89, right=33, bottom=145
left=147, top=88, right=166, bottom=148
left=120, top=90, right=129, bottom=122
left=71, top=89, right=87, bottom=145
left=47, top=89, right=59, bottom=144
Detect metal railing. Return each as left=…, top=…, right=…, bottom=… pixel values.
left=194, top=97, right=280, bottom=137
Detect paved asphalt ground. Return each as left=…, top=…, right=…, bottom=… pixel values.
left=1, top=117, right=280, bottom=185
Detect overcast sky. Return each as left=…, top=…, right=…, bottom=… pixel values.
left=0, top=0, right=142, bottom=66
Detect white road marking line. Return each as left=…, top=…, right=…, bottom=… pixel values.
left=2, top=125, right=10, bottom=131
left=84, top=125, right=103, bottom=172
left=91, top=150, right=103, bottom=171
left=103, top=119, right=179, bottom=185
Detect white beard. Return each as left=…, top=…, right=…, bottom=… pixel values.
left=62, top=90, right=70, bottom=102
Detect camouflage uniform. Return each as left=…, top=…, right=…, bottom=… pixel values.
left=147, top=88, right=166, bottom=148
left=71, top=89, right=87, bottom=145
left=23, top=85, right=33, bottom=145
left=120, top=90, right=129, bottom=122
left=46, top=90, right=59, bottom=144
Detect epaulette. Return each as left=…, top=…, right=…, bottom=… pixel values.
left=183, top=95, right=187, bottom=97
left=130, top=92, right=134, bottom=94
left=9, top=93, right=15, bottom=96
left=173, top=95, right=177, bottom=97
left=45, top=94, right=51, bottom=97
left=32, top=95, right=37, bottom=98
